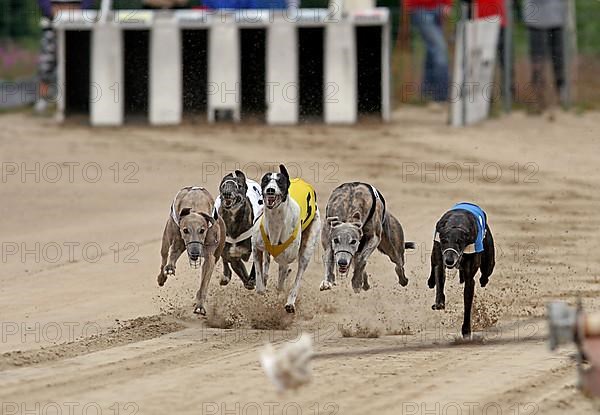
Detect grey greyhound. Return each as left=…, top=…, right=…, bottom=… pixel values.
left=157, top=186, right=226, bottom=316
left=215, top=170, right=263, bottom=290
left=320, top=182, right=415, bottom=293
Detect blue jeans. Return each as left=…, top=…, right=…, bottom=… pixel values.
left=410, top=8, right=449, bottom=102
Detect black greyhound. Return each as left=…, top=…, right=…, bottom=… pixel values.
left=428, top=203, right=495, bottom=338
left=216, top=170, right=263, bottom=290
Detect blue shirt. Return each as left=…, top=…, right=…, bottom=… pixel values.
left=451, top=202, right=486, bottom=253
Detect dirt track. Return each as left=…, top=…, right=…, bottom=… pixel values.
left=1, top=108, right=600, bottom=414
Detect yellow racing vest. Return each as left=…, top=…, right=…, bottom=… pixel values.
left=289, top=178, right=317, bottom=231
left=260, top=178, right=317, bottom=257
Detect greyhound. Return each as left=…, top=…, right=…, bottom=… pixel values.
left=251, top=164, right=321, bottom=313
left=321, top=182, right=415, bottom=293
left=429, top=202, right=496, bottom=338
left=157, top=186, right=226, bottom=316
left=214, top=170, right=263, bottom=290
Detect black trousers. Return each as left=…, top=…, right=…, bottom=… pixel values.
left=528, top=27, right=565, bottom=91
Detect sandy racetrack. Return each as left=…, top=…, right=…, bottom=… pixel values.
left=1, top=108, right=599, bottom=414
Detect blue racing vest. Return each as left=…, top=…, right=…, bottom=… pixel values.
left=451, top=202, right=487, bottom=253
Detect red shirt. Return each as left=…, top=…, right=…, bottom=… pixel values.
left=475, top=0, right=506, bottom=27
left=405, top=0, right=452, bottom=11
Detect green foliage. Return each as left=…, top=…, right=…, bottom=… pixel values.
left=576, top=0, right=600, bottom=55
left=0, top=0, right=42, bottom=40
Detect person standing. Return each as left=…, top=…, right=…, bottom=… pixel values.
left=405, top=0, right=453, bottom=103
left=522, top=0, right=567, bottom=112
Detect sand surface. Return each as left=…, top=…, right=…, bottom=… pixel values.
left=1, top=108, right=599, bottom=414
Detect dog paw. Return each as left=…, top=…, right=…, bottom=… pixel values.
left=157, top=273, right=167, bottom=287
left=256, top=286, right=266, bottom=295
left=480, top=276, right=489, bottom=287
left=220, top=275, right=231, bottom=286
left=352, top=286, right=362, bottom=294
left=398, top=275, right=409, bottom=287
left=164, top=265, right=175, bottom=277
left=193, top=304, right=207, bottom=316
left=284, top=303, right=296, bottom=314
left=362, top=280, right=370, bottom=291
left=244, top=280, right=256, bottom=290
left=319, top=280, right=333, bottom=291
left=427, top=277, right=436, bottom=289
left=431, top=303, right=445, bottom=310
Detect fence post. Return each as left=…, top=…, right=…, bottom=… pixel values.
left=503, top=0, right=513, bottom=113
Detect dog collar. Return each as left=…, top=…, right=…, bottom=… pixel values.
left=226, top=227, right=255, bottom=246
left=260, top=218, right=300, bottom=258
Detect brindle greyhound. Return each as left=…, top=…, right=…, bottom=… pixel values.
left=429, top=202, right=495, bottom=338
left=321, top=182, right=415, bottom=293
left=215, top=170, right=263, bottom=290
left=157, top=186, right=225, bottom=316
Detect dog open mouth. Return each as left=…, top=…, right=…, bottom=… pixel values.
left=265, top=194, right=280, bottom=209
left=337, top=264, right=349, bottom=274
left=188, top=255, right=201, bottom=269
left=222, top=197, right=235, bottom=209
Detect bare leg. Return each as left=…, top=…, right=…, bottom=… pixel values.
left=254, top=247, right=266, bottom=295
left=278, top=264, right=291, bottom=293
left=230, top=259, right=252, bottom=288
left=221, top=256, right=232, bottom=285
left=162, top=240, right=185, bottom=286
left=362, top=270, right=370, bottom=291
left=377, top=214, right=408, bottom=286
left=462, top=276, right=475, bottom=338
left=351, top=235, right=379, bottom=293
left=194, top=255, right=216, bottom=315
left=157, top=229, right=170, bottom=286
left=285, top=215, right=321, bottom=313
left=320, top=245, right=335, bottom=291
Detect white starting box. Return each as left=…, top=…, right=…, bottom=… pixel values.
left=53, top=8, right=390, bottom=126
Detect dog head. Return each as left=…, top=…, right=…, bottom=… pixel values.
left=436, top=213, right=473, bottom=269
left=178, top=208, right=216, bottom=268
left=219, top=170, right=248, bottom=210
left=261, top=164, right=290, bottom=210
left=327, top=212, right=363, bottom=274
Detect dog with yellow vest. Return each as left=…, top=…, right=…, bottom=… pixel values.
left=251, top=164, right=322, bottom=313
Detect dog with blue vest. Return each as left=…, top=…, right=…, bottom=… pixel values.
left=321, top=182, right=415, bottom=293
left=251, top=164, right=321, bottom=313
left=429, top=202, right=496, bottom=338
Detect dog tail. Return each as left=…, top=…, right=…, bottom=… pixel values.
left=404, top=241, right=416, bottom=250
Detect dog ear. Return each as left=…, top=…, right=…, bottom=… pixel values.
left=435, top=217, right=447, bottom=233
left=179, top=207, right=192, bottom=218
left=201, top=212, right=216, bottom=227
left=279, top=164, right=290, bottom=180
left=234, top=169, right=246, bottom=182
left=327, top=216, right=342, bottom=228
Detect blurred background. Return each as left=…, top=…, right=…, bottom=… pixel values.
left=1, top=0, right=599, bottom=113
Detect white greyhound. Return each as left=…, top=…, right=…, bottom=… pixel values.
left=251, top=164, right=321, bottom=313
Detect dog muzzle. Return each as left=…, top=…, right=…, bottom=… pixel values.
left=186, top=241, right=202, bottom=268
left=334, top=250, right=354, bottom=275
left=442, top=247, right=461, bottom=269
